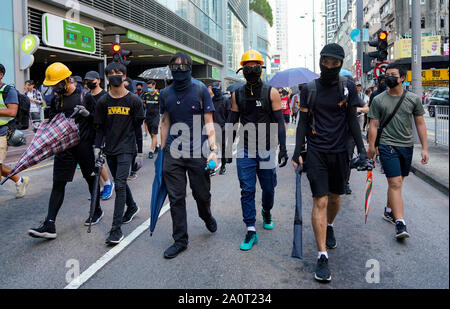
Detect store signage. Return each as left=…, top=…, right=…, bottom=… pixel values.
left=42, top=13, right=96, bottom=54
left=394, top=36, right=441, bottom=59
left=407, top=69, right=449, bottom=82
left=126, top=30, right=204, bottom=64
left=20, top=35, right=40, bottom=70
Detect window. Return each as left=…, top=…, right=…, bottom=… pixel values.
left=421, top=17, right=425, bottom=28
left=441, top=17, right=445, bottom=28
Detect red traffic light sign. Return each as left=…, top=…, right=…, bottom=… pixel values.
left=378, top=31, right=388, bottom=41
left=112, top=43, right=121, bottom=53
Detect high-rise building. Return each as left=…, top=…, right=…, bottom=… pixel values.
left=325, top=0, right=339, bottom=44
left=269, top=0, right=289, bottom=71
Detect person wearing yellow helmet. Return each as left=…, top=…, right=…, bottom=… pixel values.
left=227, top=49, right=289, bottom=251
left=28, top=62, right=104, bottom=240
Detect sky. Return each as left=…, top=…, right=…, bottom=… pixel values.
left=286, top=0, right=324, bottom=72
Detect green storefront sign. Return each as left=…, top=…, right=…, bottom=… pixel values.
left=126, top=30, right=204, bottom=64
left=42, top=14, right=96, bottom=54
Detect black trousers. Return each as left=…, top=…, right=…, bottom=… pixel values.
left=107, top=153, right=137, bottom=230
left=163, top=149, right=212, bottom=247
left=46, top=141, right=101, bottom=222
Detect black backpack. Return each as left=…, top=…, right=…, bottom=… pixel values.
left=1, top=85, right=31, bottom=130
left=235, top=83, right=274, bottom=122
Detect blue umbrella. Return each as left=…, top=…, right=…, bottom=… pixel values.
left=340, top=69, right=353, bottom=77
left=269, top=67, right=319, bottom=88
left=291, top=166, right=303, bottom=259
left=226, top=82, right=245, bottom=93
left=150, top=150, right=168, bottom=236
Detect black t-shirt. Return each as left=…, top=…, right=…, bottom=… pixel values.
left=50, top=88, right=95, bottom=143
left=300, top=79, right=359, bottom=153
left=143, top=90, right=160, bottom=120
left=212, top=95, right=231, bottom=128
left=83, top=90, right=107, bottom=142
left=94, top=92, right=145, bottom=156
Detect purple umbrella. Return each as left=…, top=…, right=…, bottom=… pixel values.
left=269, top=67, right=319, bottom=88
left=1, top=112, right=80, bottom=185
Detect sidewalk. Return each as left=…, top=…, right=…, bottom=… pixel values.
left=411, top=142, right=449, bottom=196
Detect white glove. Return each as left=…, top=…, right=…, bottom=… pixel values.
left=76, top=105, right=90, bottom=117
left=135, top=153, right=144, bottom=171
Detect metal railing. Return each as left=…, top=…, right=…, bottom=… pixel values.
left=433, top=105, right=449, bottom=146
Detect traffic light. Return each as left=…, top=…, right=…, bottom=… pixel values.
left=368, top=31, right=389, bottom=62
left=363, top=53, right=373, bottom=73
left=111, top=43, right=132, bottom=66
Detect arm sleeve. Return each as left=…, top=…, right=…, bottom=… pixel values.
left=348, top=102, right=367, bottom=159
left=273, top=109, right=286, bottom=149
left=292, top=111, right=308, bottom=164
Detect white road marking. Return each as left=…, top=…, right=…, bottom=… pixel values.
left=64, top=203, right=171, bottom=289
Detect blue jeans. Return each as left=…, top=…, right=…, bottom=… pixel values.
left=236, top=151, right=277, bottom=227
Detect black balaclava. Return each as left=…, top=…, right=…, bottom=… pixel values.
left=172, top=69, right=192, bottom=92
left=377, top=75, right=387, bottom=92
left=318, top=43, right=345, bottom=87
left=212, top=88, right=223, bottom=100
left=243, top=65, right=263, bottom=96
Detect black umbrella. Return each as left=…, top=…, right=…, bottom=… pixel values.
left=87, top=148, right=104, bottom=233
left=226, top=82, right=245, bottom=93
left=291, top=166, right=303, bottom=259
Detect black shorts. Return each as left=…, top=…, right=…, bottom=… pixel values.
left=146, top=114, right=160, bottom=135
left=53, top=140, right=95, bottom=182
left=284, top=114, right=290, bottom=124
left=306, top=148, right=348, bottom=198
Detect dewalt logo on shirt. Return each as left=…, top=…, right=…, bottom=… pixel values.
left=108, top=106, right=131, bottom=115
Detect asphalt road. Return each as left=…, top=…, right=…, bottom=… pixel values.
left=0, top=128, right=448, bottom=289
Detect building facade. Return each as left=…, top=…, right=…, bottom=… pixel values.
left=249, top=10, right=271, bottom=81
left=269, top=0, right=289, bottom=72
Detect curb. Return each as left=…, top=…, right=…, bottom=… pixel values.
left=410, top=164, right=449, bottom=197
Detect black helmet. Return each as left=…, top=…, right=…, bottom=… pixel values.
left=320, top=43, right=345, bottom=61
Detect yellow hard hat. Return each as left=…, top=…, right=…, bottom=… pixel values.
left=240, top=49, right=264, bottom=66
left=43, top=62, right=72, bottom=86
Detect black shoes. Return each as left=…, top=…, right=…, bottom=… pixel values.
left=164, top=243, right=187, bottom=259
left=84, top=209, right=104, bottom=226
left=383, top=208, right=396, bottom=225
left=395, top=221, right=410, bottom=240
left=28, top=220, right=57, bottom=239
left=345, top=184, right=352, bottom=195
left=123, top=205, right=140, bottom=224
left=314, top=255, right=331, bottom=283
left=326, top=226, right=337, bottom=249
left=106, top=228, right=124, bottom=245
left=205, top=216, right=217, bottom=233
left=219, top=165, right=227, bottom=175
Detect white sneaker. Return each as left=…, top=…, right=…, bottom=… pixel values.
left=16, top=177, right=29, bottom=199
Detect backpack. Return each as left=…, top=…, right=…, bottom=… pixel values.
left=0, top=85, right=31, bottom=130
left=305, top=76, right=349, bottom=135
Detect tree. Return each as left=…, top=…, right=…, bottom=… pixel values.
left=250, top=0, right=273, bottom=27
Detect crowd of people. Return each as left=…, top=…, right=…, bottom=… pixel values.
left=0, top=41, right=430, bottom=284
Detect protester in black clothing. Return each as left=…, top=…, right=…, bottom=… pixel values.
left=160, top=52, right=218, bottom=259
left=94, top=62, right=145, bottom=245
left=211, top=81, right=231, bottom=175
left=143, top=80, right=161, bottom=159
left=369, top=75, right=387, bottom=105
left=28, top=63, right=103, bottom=240
left=291, top=44, right=371, bottom=283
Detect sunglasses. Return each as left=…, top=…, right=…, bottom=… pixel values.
left=169, top=63, right=192, bottom=72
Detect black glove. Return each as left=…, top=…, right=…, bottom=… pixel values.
left=357, top=158, right=375, bottom=171
left=278, top=145, right=288, bottom=168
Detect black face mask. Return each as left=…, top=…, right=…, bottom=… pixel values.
left=386, top=76, right=400, bottom=89
left=319, top=64, right=341, bottom=86
left=172, top=70, right=192, bottom=92
left=108, top=75, right=124, bottom=87
left=87, top=81, right=97, bottom=90
left=243, top=65, right=262, bottom=85
left=52, top=81, right=67, bottom=95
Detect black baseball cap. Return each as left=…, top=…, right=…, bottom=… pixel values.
left=84, top=71, right=100, bottom=80
left=320, top=43, right=345, bottom=61
left=0, top=64, right=5, bottom=74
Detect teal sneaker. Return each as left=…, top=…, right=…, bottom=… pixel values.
left=240, top=231, right=258, bottom=251
left=261, top=209, right=274, bottom=230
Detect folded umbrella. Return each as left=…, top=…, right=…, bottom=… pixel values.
left=1, top=112, right=80, bottom=185
left=291, top=166, right=303, bottom=259
left=364, top=170, right=373, bottom=224
left=269, top=67, right=319, bottom=88
left=149, top=150, right=168, bottom=236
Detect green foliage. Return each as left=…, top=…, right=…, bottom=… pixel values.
left=250, top=0, right=273, bottom=27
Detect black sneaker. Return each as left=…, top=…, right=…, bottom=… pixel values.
left=164, top=243, right=187, bottom=259
left=205, top=216, right=217, bottom=233
left=345, top=184, right=352, bottom=195
left=395, top=221, right=410, bottom=240
left=383, top=208, right=396, bottom=225
left=123, top=205, right=140, bottom=224
left=314, top=255, right=331, bottom=283
left=148, top=151, right=154, bottom=159
left=326, top=226, right=337, bottom=249
left=84, top=209, right=104, bottom=226
left=106, top=228, right=124, bottom=245
left=155, top=145, right=161, bottom=154
left=219, top=165, right=227, bottom=175
left=28, top=221, right=57, bottom=239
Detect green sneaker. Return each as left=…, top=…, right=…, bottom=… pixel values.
left=261, top=209, right=274, bottom=230
left=240, top=231, right=258, bottom=251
